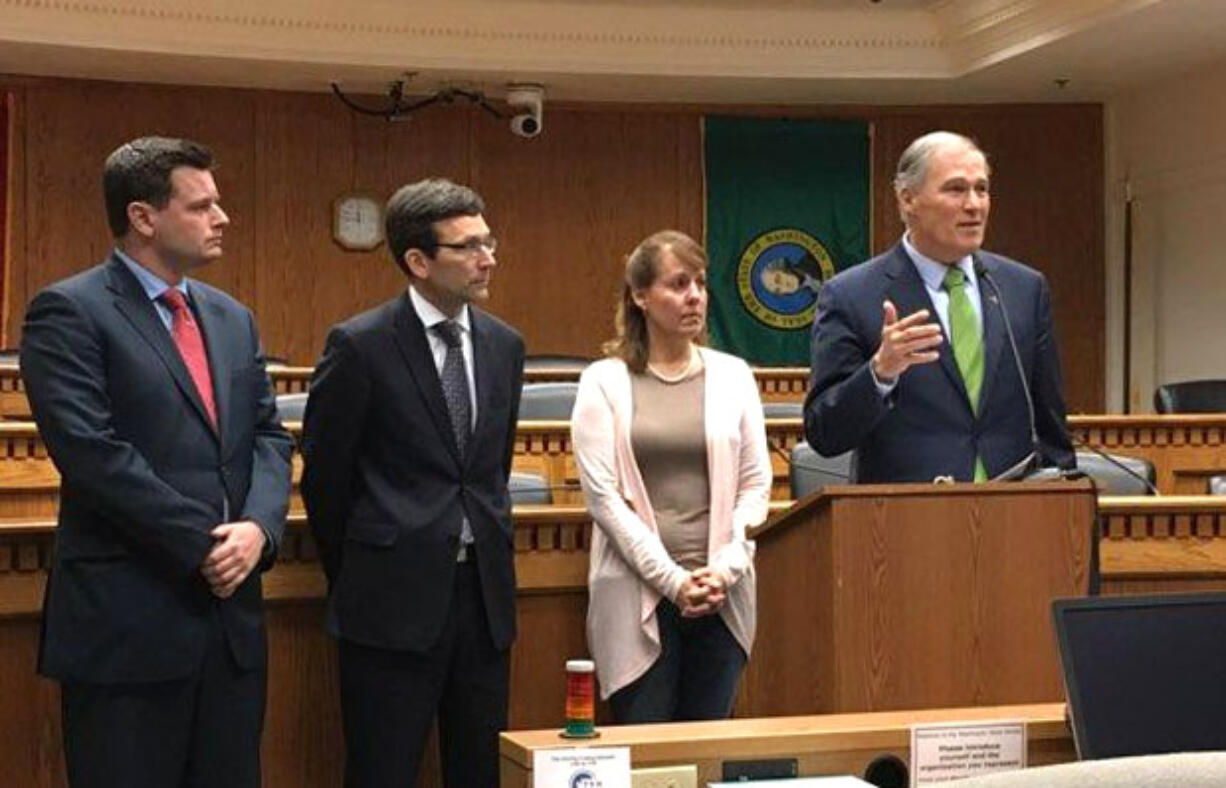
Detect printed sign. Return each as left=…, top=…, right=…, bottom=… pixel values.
left=533, top=746, right=631, bottom=788
left=910, top=720, right=1026, bottom=785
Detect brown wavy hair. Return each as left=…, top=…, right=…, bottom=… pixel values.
left=603, top=230, right=708, bottom=373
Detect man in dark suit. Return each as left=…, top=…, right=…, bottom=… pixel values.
left=804, top=131, right=1074, bottom=483
left=20, top=136, right=293, bottom=787
left=301, top=178, right=525, bottom=787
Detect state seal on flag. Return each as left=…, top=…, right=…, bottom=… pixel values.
left=735, top=228, right=836, bottom=330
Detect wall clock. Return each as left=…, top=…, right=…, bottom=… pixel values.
left=332, top=192, right=384, bottom=251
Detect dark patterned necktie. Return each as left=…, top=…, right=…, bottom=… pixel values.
left=433, top=320, right=472, bottom=458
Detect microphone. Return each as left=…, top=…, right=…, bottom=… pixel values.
left=974, top=260, right=1040, bottom=477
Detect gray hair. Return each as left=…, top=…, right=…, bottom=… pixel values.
left=893, top=131, right=985, bottom=194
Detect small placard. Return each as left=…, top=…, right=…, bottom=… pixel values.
left=533, top=746, right=631, bottom=788
left=909, top=720, right=1026, bottom=785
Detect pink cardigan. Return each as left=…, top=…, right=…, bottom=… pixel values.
left=571, top=348, right=772, bottom=699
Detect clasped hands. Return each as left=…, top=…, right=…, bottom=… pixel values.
left=200, top=520, right=265, bottom=599
left=674, top=567, right=728, bottom=618
left=870, top=299, right=943, bottom=382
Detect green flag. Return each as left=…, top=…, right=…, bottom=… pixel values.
left=705, top=117, right=869, bottom=365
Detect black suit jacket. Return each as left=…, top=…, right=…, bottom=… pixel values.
left=300, top=292, right=525, bottom=652
left=20, top=253, right=293, bottom=683
left=804, top=243, right=1074, bottom=483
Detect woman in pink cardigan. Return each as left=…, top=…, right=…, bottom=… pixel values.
left=571, top=230, right=772, bottom=722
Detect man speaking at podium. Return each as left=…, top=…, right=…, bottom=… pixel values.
left=804, top=131, right=1074, bottom=483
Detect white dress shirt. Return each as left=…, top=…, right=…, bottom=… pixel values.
left=408, top=285, right=478, bottom=429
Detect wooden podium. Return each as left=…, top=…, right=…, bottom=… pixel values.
left=738, top=480, right=1096, bottom=718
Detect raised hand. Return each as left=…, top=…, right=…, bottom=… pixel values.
left=871, top=299, right=943, bottom=382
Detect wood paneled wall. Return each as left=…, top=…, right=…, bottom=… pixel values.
left=1, top=78, right=1104, bottom=410
left=1, top=90, right=8, bottom=315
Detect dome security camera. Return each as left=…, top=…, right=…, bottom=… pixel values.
left=506, top=84, right=544, bottom=138
left=510, top=114, right=542, bottom=137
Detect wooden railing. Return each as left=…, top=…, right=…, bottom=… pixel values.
left=6, top=359, right=1224, bottom=493
left=0, top=365, right=811, bottom=419
left=1069, top=415, right=1226, bottom=494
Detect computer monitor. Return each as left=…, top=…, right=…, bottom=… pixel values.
left=1052, top=591, right=1226, bottom=760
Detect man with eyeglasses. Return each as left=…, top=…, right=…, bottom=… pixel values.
left=301, top=178, right=524, bottom=787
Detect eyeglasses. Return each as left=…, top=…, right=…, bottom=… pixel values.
left=434, top=236, right=498, bottom=256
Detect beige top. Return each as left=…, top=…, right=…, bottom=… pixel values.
left=630, top=369, right=710, bottom=571
left=571, top=349, right=772, bottom=699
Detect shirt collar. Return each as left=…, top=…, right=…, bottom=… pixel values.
left=114, top=248, right=190, bottom=302
left=901, top=233, right=978, bottom=292
left=408, top=284, right=471, bottom=335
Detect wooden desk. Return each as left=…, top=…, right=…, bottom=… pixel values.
left=5, top=357, right=1224, bottom=496
left=500, top=703, right=1073, bottom=787
left=1097, top=495, right=1226, bottom=595
left=511, top=418, right=804, bottom=504
left=1068, top=415, right=1226, bottom=494
left=4, top=359, right=1226, bottom=495
left=0, top=365, right=316, bottom=420
left=3, top=493, right=1225, bottom=786
left=0, top=507, right=606, bottom=788
left=0, top=419, right=807, bottom=517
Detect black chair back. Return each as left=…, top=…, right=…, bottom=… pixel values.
left=1153, top=379, right=1226, bottom=413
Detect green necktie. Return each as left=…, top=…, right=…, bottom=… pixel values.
left=943, top=266, right=988, bottom=482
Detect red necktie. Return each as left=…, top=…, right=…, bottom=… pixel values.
left=160, top=288, right=217, bottom=428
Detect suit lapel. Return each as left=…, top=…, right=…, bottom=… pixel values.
left=468, top=310, right=498, bottom=470
left=974, top=253, right=1007, bottom=417
left=191, top=284, right=231, bottom=446
left=105, top=256, right=219, bottom=441
left=391, top=294, right=463, bottom=466
left=882, top=244, right=971, bottom=408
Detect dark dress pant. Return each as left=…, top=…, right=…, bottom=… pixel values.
left=338, top=557, right=510, bottom=788
left=608, top=599, right=746, bottom=723
left=60, top=608, right=266, bottom=788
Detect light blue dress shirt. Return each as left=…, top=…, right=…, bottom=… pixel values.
left=900, top=233, right=983, bottom=339
left=873, top=235, right=984, bottom=395
left=115, top=248, right=191, bottom=332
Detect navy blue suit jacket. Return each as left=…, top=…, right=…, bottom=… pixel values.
left=21, top=254, right=292, bottom=683
left=300, top=293, right=525, bottom=652
left=803, top=243, right=1074, bottom=484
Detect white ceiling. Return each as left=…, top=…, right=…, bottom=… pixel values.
left=0, top=0, right=1223, bottom=104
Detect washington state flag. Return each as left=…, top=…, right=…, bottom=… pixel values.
left=705, top=117, right=869, bottom=365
